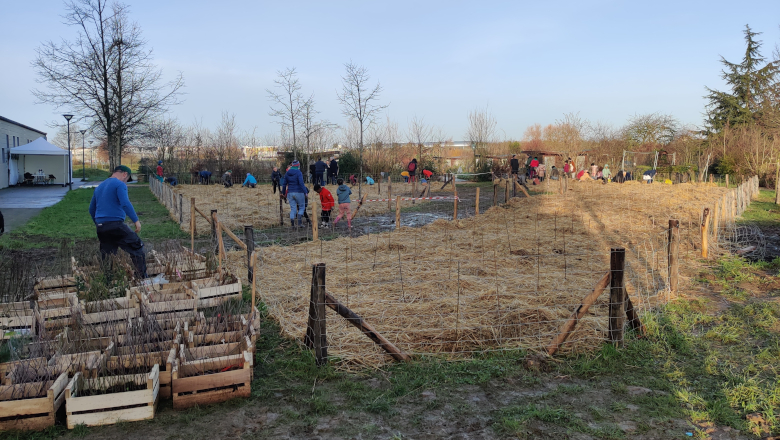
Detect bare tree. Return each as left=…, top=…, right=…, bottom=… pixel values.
left=33, top=0, right=183, bottom=170
left=208, top=112, right=241, bottom=173
left=622, top=113, right=680, bottom=148
left=267, top=67, right=304, bottom=160
left=336, top=62, right=388, bottom=197
left=142, top=117, right=185, bottom=163
left=407, top=115, right=432, bottom=164
left=466, top=107, right=497, bottom=171
left=299, top=95, right=337, bottom=165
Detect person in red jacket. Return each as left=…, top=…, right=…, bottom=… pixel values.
left=156, top=161, right=164, bottom=178
left=313, top=184, right=335, bottom=227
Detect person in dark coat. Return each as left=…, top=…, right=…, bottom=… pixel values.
left=510, top=154, right=519, bottom=178
left=222, top=170, right=233, bottom=188
left=309, top=163, right=316, bottom=184
left=328, top=157, right=339, bottom=185
left=314, top=159, right=328, bottom=186
left=271, top=167, right=281, bottom=193
left=198, top=169, right=212, bottom=184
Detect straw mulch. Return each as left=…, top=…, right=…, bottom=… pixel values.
left=247, top=181, right=730, bottom=369
left=171, top=181, right=432, bottom=232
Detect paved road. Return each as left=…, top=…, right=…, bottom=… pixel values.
left=0, top=181, right=93, bottom=233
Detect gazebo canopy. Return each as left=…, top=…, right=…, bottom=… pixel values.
left=11, top=137, right=68, bottom=156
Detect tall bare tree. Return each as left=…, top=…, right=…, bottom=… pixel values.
left=336, top=62, right=388, bottom=197
left=407, top=115, right=432, bottom=164
left=299, top=95, right=336, bottom=166
left=33, top=0, right=183, bottom=170
left=142, top=117, right=185, bottom=163
left=267, top=67, right=304, bottom=160
left=466, top=107, right=497, bottom=171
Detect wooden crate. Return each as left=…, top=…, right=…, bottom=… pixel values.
left=189, top=315, right=256, bottom=351
left=65, top=365, right=159, bottom=429
left=34, top=275, right=77, bottom=291
left=3, top=357, right=64, bottom=386
left=104, top=348, right=177, bottom=400
left=191, top=276, right=242, bottom=308
left=0, top=373, right=68, bottom=431
left=132, top=283, right=198, bottom=317
left=79, top=297, right=139, bottom=325
left=171, top=349, right=252, bottom=409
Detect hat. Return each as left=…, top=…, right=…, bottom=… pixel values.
left=114, top=165, right=133, bottom=182
left=158, top=161, right=162, bottom=165
left=291, top=160, right=300, bottom=167
left=226, top=170, right=232, bottom=174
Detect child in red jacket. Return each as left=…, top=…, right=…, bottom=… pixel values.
left=313, top=184, right=335, bottom=227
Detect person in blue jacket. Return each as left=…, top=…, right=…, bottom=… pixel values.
left=242, top=173, right=257, bottom=188
left=281, top=160, right=309, bottom=227
left=88, top=165, right=147, bottom=278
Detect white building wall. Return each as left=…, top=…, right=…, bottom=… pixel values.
left=0, top=117, right=48, bottom=189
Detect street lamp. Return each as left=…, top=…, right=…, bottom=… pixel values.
left=63, top=114, right=74, bottom=190
left=80, top=129, right=87, bottom=181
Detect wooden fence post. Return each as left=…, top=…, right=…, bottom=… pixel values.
left=475, top=187, right=480, bottom=216
left=668, top=220, right=679, bottom=293
left=701, top=207, right=710, bottom=258
left=493, top=183, right=497, bottom=206
left=210, top=210, right=218, bottom=254
left=395, top=195, right=401, bottom=230
left=505, top=181, right=509, bottom=204
left=725, top=174, right=729, bottom=188
left=244, top=226, right=255, bottom=283
left=304, top=263, right=328, bottom=366
left=608, top=248, right=626, bottom=346
left=178, top=194, right=183, bottom=224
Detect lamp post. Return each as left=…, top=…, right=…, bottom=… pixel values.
left=80, top=129, right=87, bottom=181
left=63, top=114, right=74, bottom=190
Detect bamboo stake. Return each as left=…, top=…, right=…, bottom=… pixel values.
left=395, top=195, right=401, bottom=230
left=311, top=195, right=319, bottom=241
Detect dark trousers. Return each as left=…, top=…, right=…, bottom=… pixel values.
left=321, top=209, right=331, bottom=224
left=313, top=173, right=323, bottom=186
left=272, top=180, right=279, bottom=193
left=329, top=174, right=338, bottom=185
left=96, top=221, right=147, bottom=279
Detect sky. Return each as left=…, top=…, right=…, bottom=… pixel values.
left=1, top=0, right=779, bottom=142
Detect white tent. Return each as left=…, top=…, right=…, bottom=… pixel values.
left=10, top=137, right=71, bottom=186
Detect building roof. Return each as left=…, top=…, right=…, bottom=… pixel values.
left=0, top=116, right=47, bottom=136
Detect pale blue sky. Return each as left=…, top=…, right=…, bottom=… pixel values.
left=1, top=1, right=779, bottom=141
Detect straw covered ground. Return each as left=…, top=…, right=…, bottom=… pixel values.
left=245, top=180, right=731, bottom=368
left=169, top=180, right=435, bottom=232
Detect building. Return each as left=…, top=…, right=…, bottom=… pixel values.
left=0, top=116, right=48, bottom=189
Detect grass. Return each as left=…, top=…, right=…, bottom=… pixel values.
left=75, top=167, right=111, bottom=181
left=740, top=189, right=780, bottom=225
left=0, top=185, right=187, bottom=249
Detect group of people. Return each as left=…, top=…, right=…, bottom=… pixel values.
left=510, top=155, right=547, bottom=183
left=279, top=160, right=353, bottom=229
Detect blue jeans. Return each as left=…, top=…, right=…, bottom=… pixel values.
left=288, top=192, right=306, bottom=224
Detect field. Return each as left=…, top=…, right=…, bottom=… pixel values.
left=248, top=179, right=738, bottom=368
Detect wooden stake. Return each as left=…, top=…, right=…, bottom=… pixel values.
left=323, top=291, right=409, bottom=362
left=178, top=194, right=183, bottom=224
left=311, top=195, right=319, bottom=241
left=475, top=187, right=480, bottom=215
left=668, top=220, right=679, bottom=293
left=304, top=263, right=327, bottom=366
left=514, top=181, right=530, bottom=198
left=387, top=176, right=392, bottom=211
left=725, top=174, right=729, bottom=188
left=395, top=195, right=401, bottom=229
left=351, top=194, right=368, bottom=219
left=505, top=180, right=509, bottom=204
left=608, top=248, right=626, bottom=346
left=244, top=226, right=255, bottom=282
left=547, top=271, right=611, bottom=356
left=701, top=207, right=710, bottom=258
left=210, top=210, right=218, bottom=254
left=190, top=198, right=195, bottom=253
left=493, top=183, right=497, bottom=206
left=712, top=200, right=720, bottom=242
left=250, top=251, right=257, bottom=311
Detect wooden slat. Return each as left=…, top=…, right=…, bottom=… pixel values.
left=179, top=353, right=243, bottom=376
left=172, top=368, right=250, bottom=394
left=172, top=385, right=249, bottom=409
left=68, top=389, right=153, bottom=413
left=67, top=405, right=154, bottom=428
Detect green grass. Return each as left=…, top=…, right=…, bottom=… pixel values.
left=0, top=185, right=186, bottom=249
left=75, top=167, right=111, bottom=181
left=740, top=189, right=780, bottom=225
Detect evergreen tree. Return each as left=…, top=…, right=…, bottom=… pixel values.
left=704, top=25, right=779, bottom=132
